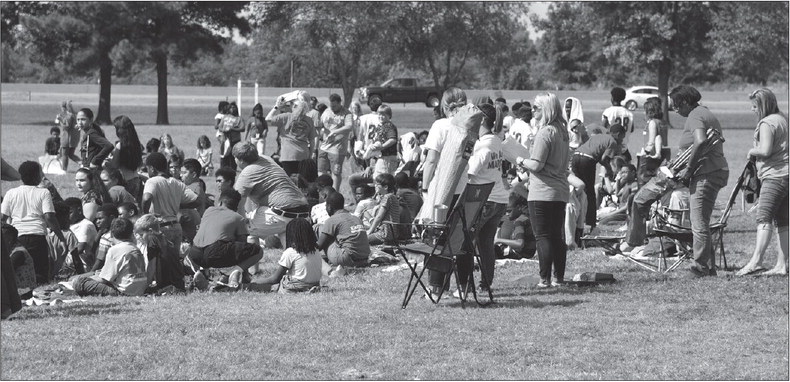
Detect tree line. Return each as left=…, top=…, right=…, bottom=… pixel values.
left=2, top=2, right=787, bottom=124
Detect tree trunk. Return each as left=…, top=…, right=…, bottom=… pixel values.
left=96, top=51, right=113, bottom=125
left=155, top=52, right=170, bottom=125
left=658, top=57, right=672, bottom=125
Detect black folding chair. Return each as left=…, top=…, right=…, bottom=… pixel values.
left=384, top=182, right=494, bottom=309
left=651, top=161, right=755, bottom=272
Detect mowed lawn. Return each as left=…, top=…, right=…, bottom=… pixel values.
left=0, top=85, right=787, bottom=380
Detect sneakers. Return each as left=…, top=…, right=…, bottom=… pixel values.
left=551, top=279, right=564, bottom=287
left=192, top=271, right=209, bottom=291
left=536, top=279, right=551, bottom=288
left=227, top=269, right=242, bottom=290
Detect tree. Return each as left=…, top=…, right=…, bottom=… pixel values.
left=18, top=3, right=133, bottom=124
left=248, top=2, right=390, bottom=107
left=585, top=2, right=713, bottom=122
left=390, top=2, right=527, bottom=89
left=709, top=2, right=789, bottom=86
left=122, top=2, right=250, bottom=124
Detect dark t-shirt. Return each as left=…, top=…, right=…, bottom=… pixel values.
left=576, top=134, right=620, bottom=162
left=369, top=121, right=398, bottom=157
left=192, top=206, right=248, bottom=248
left=321, top=210, right=370, bottom=260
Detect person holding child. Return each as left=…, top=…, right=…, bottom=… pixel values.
left=260, top=218, right=323, bottom=293
left=71, top=218, right=148, bottom=297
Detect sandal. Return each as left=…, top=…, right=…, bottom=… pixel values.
left=735, top=265, right=766, bottom=276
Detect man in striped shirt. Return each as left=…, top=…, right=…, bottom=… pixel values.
left=233, top=142, right=311, bottom=245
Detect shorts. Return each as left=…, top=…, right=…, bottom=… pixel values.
left=317, top=151, right=345, bottom=176
left=188, top=240, right=261, bottom=269
left=247, top=206, right=291, bottom=239
left=757, top=177, right=789, bottom=227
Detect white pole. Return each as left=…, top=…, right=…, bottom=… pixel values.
left=290, top=59, right=294, bottom=89
left=237, top=78, right=242, bottom=116
left=254, top=82, right=259, bottom=107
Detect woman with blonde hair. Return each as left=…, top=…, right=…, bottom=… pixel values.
left=515, top=92, right=570, bottom=288
left=737, top=88, right=789, bottom=276
left=159, top=133, right=185, bottom=169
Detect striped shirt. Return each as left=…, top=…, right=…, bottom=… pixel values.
left=235, top=156, right=308, bottom=209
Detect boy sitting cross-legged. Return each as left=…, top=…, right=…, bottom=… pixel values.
left=185, top=189, right=263, bottom=291
left=71, top=218, right=148, bottom=297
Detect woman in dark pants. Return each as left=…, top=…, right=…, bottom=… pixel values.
left=515, top=92, right=570, bottom=288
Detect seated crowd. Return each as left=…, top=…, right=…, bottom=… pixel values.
left=2, top=85, right=787, bottom=317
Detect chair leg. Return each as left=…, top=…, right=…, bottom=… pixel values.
left=472, top=254, right=494, bottom=306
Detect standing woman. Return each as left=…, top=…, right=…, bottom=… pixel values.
left=76, top=108, right=113, bottom=170
left=56, top=100, right=81, bottom=171
left=455, top=103, right=509, bottom=294
left=266, top=99, right=317, bottom=177
left=515, top=92, right=570, bottom=288
left=670, top=85, right=729, bottom=277
left=245, top=103, right=268, bottom=156
left=737, top=88, right=788, bottom=276
left=75, top=167, right=112, bottom=222
left=219, top=102, right=245, bottom=170
left=109, top=115, right=145, bottom=205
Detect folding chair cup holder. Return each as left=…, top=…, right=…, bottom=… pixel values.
left=384, top=182, right=496, bottom=309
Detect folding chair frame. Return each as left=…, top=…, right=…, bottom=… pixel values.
left=384, top=182, right=495, bottom=309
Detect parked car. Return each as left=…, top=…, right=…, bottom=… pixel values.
left=623, top=86, right=659, bottom=111
left=358, top=78, right=443, bottom=108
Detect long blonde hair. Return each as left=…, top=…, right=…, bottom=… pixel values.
left=749, top=88, right=781, bottom=121
left=534, top=92, right=569, bottom=142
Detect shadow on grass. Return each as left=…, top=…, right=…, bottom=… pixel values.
left=10, top=301, right=142, bottom=321
left=442, top=297, right=588, bottom=309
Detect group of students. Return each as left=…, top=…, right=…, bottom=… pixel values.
left=2, top=84, right=787, bottom=317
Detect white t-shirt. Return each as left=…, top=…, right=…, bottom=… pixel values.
left=278, top=248, right=322, bottom=285
left=423, top=118, right=468, bottom=195
left=602, top=105, right=634, bottom=147
left=143, top=176, right=198, bottom=220
left=399, top=132, right=420, bottom=163
left=502, top=115, right=515, bottom=132
left=100, top=241, right=148, bottom=296
left=468, top=134, right=509, bottom=204
left=70, top=219, right=98, bottom=245
left=311, top=202, right=330, bottom=225
left=508, top=119, right=537, bottom=149
left=1, top=185, right=54, bottom=236
left=356, top=113, right=380, bottom=153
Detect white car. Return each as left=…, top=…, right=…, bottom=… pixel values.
left=623, top=86, right=659, bottom=111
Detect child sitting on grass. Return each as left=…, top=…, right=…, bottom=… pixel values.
left=3, top=224, right=36, bottom=301
left=260, top=218, right=323, bottom=293
left=47, top=202, right=80, bottom=280
left=366, top=173, right=401, bottom=245
left=196, top=135, right=214, bottom=176
left=64, top=197, right=97, bottom=273
left=91, top=203, right=120, bottom=273
left=72, top=218, right=148, bottom=297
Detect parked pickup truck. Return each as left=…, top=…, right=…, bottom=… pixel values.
left=358, top=78, right=443, bottom=108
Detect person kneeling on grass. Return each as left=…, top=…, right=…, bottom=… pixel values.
left=316, top=192, right=370, bottom=269
left=260, top=218, right=323, bottom=293
left=185, top=190, right=263, bottom=291
left=72, top=218, right=148, bottom=297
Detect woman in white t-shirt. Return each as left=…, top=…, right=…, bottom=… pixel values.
left=455, top=103, right=509, bottom=296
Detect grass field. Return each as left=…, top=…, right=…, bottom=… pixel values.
left=1, top=84, right=787, bottom=380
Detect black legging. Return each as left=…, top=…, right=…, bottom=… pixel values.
left=571, top=154, right=598, bottom=227
left=528, top=200, right=567, bottom=282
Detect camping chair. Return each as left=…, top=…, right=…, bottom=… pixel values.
left=651, top=161, right=756, bottom=273
left=383, top=182, right=494, bottom=309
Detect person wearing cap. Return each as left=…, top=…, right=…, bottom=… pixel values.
left=266, top=95, right=317, bottom=177
left=232, top=142, right=311, bottom=245
left=571, top=123, right=625, bottom=233
left=141, top=152, right=199, bottom=253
